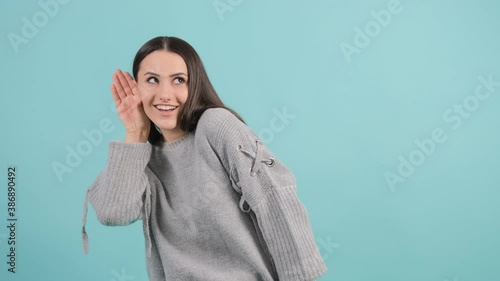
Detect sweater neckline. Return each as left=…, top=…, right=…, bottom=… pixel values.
left=156, top=131, right=193, bottom=150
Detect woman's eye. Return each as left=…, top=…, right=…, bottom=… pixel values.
left=146, top=77, right=159, bottom=84
left=174, top=77, right=185, bottom=84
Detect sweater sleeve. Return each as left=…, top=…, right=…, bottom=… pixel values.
left=206, top=109, right=328, bottom=281
left=81, top=140, right=153, bottom=256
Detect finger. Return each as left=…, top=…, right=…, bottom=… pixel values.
left=116, top=70, right=133, bottom=97
left=124, top=72, right=139, bottom=96
left=110, top=84, right=121, bottom=107
left=112, top=73, right=126, bottom=100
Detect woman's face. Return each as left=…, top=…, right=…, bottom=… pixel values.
left=137, top=50, right=189, bottom=142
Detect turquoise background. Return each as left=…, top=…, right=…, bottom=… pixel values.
left=1, top=0, right=499, bottom=280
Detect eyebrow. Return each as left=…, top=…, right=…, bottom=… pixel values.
left=143, top=71, right=188, bottom=77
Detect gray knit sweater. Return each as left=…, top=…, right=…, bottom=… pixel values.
left=81, top=107, right=327, bottom=281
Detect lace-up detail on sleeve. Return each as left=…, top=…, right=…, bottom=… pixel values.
left=206, top=108, right=328, bottom=281
left=233, top=140, right=278, bottom=212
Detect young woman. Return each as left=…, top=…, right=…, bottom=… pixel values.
left=81, top=36, right=327, bottom=281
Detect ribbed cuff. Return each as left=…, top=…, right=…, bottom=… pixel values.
left=87, top=140, right=152, bottom=226
left=253, top=187, right=328, bottom=281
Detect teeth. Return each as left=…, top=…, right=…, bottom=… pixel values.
left=156, top=105, right=177, bottom=111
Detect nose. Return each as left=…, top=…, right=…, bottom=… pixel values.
left=158, top=83, right=175, bottom=102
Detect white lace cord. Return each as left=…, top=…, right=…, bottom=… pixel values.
left=82, top=189, right=90, bottom=254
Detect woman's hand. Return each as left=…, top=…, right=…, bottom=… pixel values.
left=111, top=69, right=151, bottom=142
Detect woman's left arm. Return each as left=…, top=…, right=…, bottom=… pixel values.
left=204, top=108, right=328, bottom=281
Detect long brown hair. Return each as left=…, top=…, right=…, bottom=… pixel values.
left=132, top=36, right=246, bottom=145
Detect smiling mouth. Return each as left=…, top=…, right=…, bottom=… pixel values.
left=155, top=105, right=178, bottom=112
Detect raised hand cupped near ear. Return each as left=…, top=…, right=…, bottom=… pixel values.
left=111, top=69, right=151, bottom=137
